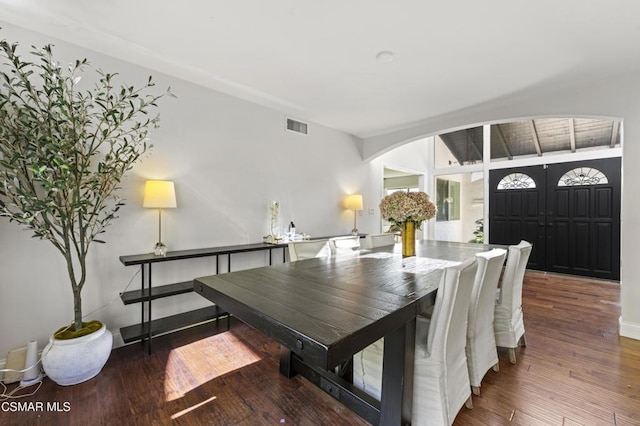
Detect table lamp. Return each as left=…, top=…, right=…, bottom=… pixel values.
left=344, top=194, right=363, bottom=235
left=143, top=180, right=177, bottom=256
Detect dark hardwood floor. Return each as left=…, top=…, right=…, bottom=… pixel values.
left=1, top=271, right=638, bottom=425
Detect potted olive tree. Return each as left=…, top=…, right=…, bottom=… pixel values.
left=0, top=38, right=171, bottom=385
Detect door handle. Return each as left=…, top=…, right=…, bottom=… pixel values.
left=548, top=223, right=554, bottom=227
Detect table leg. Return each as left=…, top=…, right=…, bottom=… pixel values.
left=279, top=346, right=294, bottom=378
left=140, top=264, right=146, bottom=350
left=215, top=305, right=220, bottom=331
left=147, top=263, right=153, bottom=355
left=380, top=318, right=416, bottom=425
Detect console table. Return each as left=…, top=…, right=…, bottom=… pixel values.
left=119, top=242, right=289, bottom=353
left=119, top=235, right=364, bottom=353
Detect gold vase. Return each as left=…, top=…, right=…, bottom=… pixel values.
left=401, top=221, right=416, bottom=257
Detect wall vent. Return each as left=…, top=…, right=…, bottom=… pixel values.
left=286, top=118, right=308, bottom=135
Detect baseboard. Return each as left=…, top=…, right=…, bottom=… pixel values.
left=619, top=316, right=640, bottom=340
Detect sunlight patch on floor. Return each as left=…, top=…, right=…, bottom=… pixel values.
left=171, top=395, right=217, bottom=419
left=164, top=331, right=262, bottom=401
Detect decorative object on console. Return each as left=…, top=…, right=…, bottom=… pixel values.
left=264, top=200, right=282, bottom=244
left=379, top=191, right=437, bottom=257
left=0, top=38, right=171, bottom=385
left=143, top=180, right=177, bottom=256
left=344, top=194, right=364, bottom=235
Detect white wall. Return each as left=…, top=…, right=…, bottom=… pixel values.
left=362, top=71, right=640, bottom=340
left=0, top=22, right=432, bottom=357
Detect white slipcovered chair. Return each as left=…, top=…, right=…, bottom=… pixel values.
left=364, top=233, right=396, bottom=249
left=494, top=240, right=533, bottom=364
left=287, top=239, right=331, bottom=262
left=466, top=248, right=507, bottom=396
left=353, top=257, right=478, bottom=426
left=328, top=235, right=361, bottom=255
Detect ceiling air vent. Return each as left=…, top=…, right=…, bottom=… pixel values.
left=286, top=118, right=308, bottom=135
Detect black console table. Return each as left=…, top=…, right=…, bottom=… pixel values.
left=119, top=241, right=289, bottom=354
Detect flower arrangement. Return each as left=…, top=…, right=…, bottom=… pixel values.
left=379, top=191, right=437, bottom=228
left=270, top=200, right=280, bottom=236
left=264, top=200, right=282, bottom=243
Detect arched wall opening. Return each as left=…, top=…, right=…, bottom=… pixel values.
left=373, top=114, right=622, bottom=246
left=370, top=110, right=640, bottom=339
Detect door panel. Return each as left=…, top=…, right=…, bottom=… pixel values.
left=549, top=221, right=570, bottom=272
left=494, top=192, right=507, bottom=216
left=573, top=189, right=590, bottom=218
left=594, top=222, right=613, bottom=273
left=595, top=187, right=612, bottom=217
left=555, top=190, right=570, bottom=218
left=573, top=221, right=590, bottom=270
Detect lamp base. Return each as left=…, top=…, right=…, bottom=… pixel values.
left=153, top=242, right=167, bottom=256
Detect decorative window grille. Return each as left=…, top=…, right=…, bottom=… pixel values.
left=497, top=173, right=536, bottom=190
left=557, top=167, right=608, bottom=187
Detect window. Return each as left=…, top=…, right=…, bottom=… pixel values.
left=436, top=178, right=460, bottom=221
left=557, top=167, right=608, bottom=187
left=497, top=173, right=536, bottom=190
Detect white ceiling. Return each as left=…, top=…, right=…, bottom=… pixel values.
left=2, top=1, right=640, bottom=139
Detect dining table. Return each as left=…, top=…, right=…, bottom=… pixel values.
left=194, top=239, right=504, bottom=425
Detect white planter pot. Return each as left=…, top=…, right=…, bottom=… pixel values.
left=41, top=323, right=113, bottom=386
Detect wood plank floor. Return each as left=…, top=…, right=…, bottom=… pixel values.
left=1, top=271, right=638, bottom=425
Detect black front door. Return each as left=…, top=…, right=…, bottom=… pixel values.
left=489, top=158, right=621, bottom=280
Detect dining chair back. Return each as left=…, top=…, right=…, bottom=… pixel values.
left=494, top=240, right=532, bottom=364
left=364, top=233, right=396, bottom=249
left=288, top=239, right=331, bottom=262
left=328, top=235, right=360, bottom=255
left=466, top=248, right=507, bottom=395
left=353, top=257, right=478, bottom=425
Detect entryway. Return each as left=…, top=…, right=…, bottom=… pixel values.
left=489, top=157, right=621, bottom=280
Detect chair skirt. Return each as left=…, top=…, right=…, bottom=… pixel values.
left=353, top=318, right=471, bottom=426
left=494, top=305, right=525, bottom=348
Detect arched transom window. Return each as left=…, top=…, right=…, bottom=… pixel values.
left=557, top=167, right=609, bottom=187
left=497, top=173, right=536, bottom=190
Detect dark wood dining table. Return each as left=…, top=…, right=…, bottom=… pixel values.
left=194, top=240, right=503, bottom=425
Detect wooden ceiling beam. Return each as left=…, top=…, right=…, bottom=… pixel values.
left=467, top=130, right=483, bottom=162
left=494, top=125, right=513, bottom=160
left=610, top=121, right=620, bottom=148
left=529, top=120, right=543, bottom=156
left=569, top=118, right=576, bottom=152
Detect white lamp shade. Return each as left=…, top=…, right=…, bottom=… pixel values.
left=345, top=194, right=363, bottom=210
left=143, top=180, right=177, bottom=208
